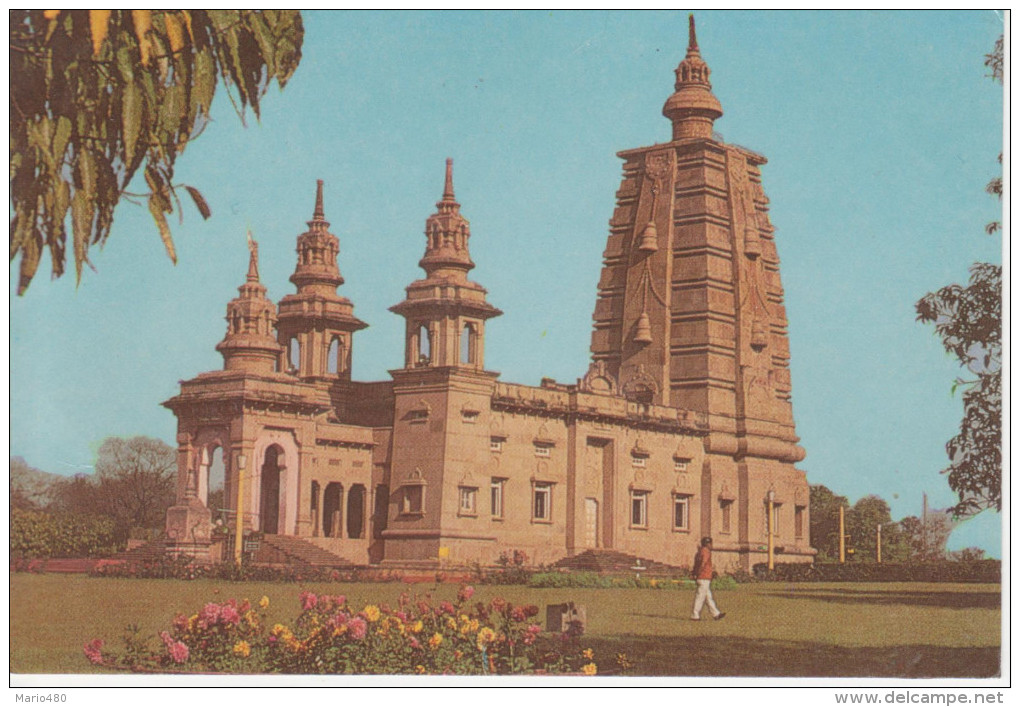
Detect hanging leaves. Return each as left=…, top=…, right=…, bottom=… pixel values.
left=10, top=10, right=304, bottom=294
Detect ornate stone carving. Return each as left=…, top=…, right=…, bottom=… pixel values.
left=580, top=360, right=618, bottom=395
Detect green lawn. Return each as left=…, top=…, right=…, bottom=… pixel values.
left=9, top=573, right=1000, bottom=677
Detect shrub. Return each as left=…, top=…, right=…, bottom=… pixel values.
left=527, top=572, right=710, bottom=591
left=11, top=508, right=117, bottom=558
left=751, top=560, right=1001, bottom=583
left=86, top=586, right=599, bottom=676
left=90, top=558, right=408, bottom=584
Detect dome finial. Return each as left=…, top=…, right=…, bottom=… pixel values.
left=246, top=229, right=260, bottom=282
left=443, top=158, right=455, bottom=201
left=662, top=14, right=723, bottom=140
left=313, top=179, right=325, bottom=221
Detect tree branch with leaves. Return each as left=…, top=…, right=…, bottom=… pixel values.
left=10, top=10, right=303, bottom=294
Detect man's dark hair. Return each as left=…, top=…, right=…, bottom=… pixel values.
left=701, top=536, right=712, bottom=547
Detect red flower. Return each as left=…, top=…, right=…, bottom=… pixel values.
left=299, top=591, right=318, bottom=611
left=83, top=639, right=104, bottom=665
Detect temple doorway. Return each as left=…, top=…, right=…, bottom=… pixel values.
left=323, top=482, right=343, bottom=537
left=347, top=484, right=366, bottom=539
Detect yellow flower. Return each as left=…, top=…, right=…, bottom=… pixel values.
left=428, top=633, right=443, bottom=650
left=187, top=614, right=199, bottom=631
left=259, top=596, right=270, bottom=609
left=232, top=640, right=251, bottom=658
left=411, top=620, right=424, bottom=634
left=271, top=624, right=287, bottom=636
left=469, top=619, right=480, bottom=633
left=582, top=648, right=594, bottom=660
left=445, top=617, right=457, bottom=631
left=364, top=605, right=381, bottom=623
left=415, top=665, right=426, bottom=674
left=476, top=626, right=496, bottom=651
left=582, top=663, right=598, bottom=676
left=649, top=578, right=658, bottom=587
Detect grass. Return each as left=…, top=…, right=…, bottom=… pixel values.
left=9, top=573, right=1001, bottom=677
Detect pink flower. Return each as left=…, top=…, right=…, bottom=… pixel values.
left=524, top=605, right=539, bottom=618
left=349, top=617, right=368, bottom=640
left=395, top=611, right=408, bottom=622
left=168, top=640, right=189, bottom=664
left=172, top=614, right=188, bottom=632
left=83, top=639, right=104, bottom=665
left=457, top=585, right=475, bottom=602
left=439, top=601, right=455, bottom=615
left=299, top=591, right=318, bottom=611
left=220, top=604, right=241, bottom=625
left=527, top=623, right=542, bottom=635
left=199, top=603, right=221, bottom=626
left=511, top=606, right=526, bottom=622
left=160, top=631, right=175, bottom=649
left=333, top=595, right=346, bottom=608
left=409, top=637, right=421, bottom=650
left=490, top=597, right=507, bottom=612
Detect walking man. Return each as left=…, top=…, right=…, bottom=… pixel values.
left=691, top=536, right=725, bottom=621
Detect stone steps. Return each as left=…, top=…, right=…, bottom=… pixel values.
left=258, top=534, right=357, bottom=569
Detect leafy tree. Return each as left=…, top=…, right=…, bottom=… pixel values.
left=52, top=435, right=176, bottom=542
left=9, top=456, right=61, bottom=510
left=809, top=484, right=848, bottom=562
left=898, top=513, right=955, bottom=562
left=10, top=10, right=303, bottom=294
left=915, top=35, right=1003, bottom=518
left=845, top=494, right=906, bottom=563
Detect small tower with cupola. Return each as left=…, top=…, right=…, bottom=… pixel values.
left=277, top=180, right=367, bottom=380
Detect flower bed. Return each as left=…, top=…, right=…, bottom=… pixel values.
left=85, top=585, right=598, bottom=675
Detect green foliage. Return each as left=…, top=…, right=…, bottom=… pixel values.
left=752, top=560, right=1000, bottom=583
left=899, top=513, right=955, bottom=562
left=11, top=507, right=117, bottom=558
left=477, top=549, right=535, bottom=585
left=51, top=435, right=176, bottom=543
left=528, top=572, right=711, bottom=591
left=915, top=35, right=1003, bottom=518
left=9, top=456, right=62, bottom=510
left=10, top=10, right=303, bottom=293
left=90, top=557, right=406, bottom=584
left=809, top=484, right=849, bottom=561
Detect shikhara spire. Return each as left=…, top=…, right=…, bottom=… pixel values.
left=662, top=13, right=723, bottom=140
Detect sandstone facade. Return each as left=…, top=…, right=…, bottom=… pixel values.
left=164, top=19, right=814, bottom=572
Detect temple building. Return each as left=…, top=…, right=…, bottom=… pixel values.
left=163, top=19, right=814, bottom=572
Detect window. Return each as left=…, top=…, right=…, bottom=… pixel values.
left=458, top=487, right=477, bottom=515
left=533, top=483, right=552, bottom=521
left=631, top=455, right=647, bottom=468
left=490, top=479, right=505, bottom=519
left=720, top=499, right=733, bottom=534
left=534, top=444, right=551, bottom=458
left=630, top=491, right=648, bottom=528
left=461, top=410, right=479, bottom=424
left=327, top=337, right=340, bottom=374
left=460, top=323, right=475, bottom=364
left=490, top=437, right=504, bottom=453
left=672, top=494, right=691, bottom=531
left=288, top=337, right=300, bottom=371
left=674, top=457, right=691, bottom=472
left=402, top=485, right=423, bottom=514
left=795, top=505, right=805, bottom=539
left=407, top=409, right=429, bottom=423
left=771, top=503, right=781, bottom=537
left=417, top=325, right=431, bottom=365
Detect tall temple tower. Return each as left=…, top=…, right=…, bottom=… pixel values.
left=589, top=16, right=808, bottom=548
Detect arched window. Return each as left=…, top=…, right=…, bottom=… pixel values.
left=288, top=337, right=300, bottom=372
left=327, top=337, right=340, bottom=375
left=417, top=325, right=431, bottom=365
left=460, top=323, right=475, bottom=365
left=207, top=447, right=225, bottom=523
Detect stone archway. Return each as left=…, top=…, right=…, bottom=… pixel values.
left=260, top=445, right=283, bottom=534
left=322, top=482, right=344, bottom=538
left=347, top=484, right=366, bottom=539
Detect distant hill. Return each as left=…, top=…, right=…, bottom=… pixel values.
left=10, top=456, right=66, bottom=509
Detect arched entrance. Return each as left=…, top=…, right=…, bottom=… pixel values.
left=347, top=484, right=366, bottom=539
left=323, top=482, right=343, bottom=538
left=260, top=445, right=283, bottom=534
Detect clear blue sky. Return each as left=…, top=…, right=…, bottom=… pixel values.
left=9, top=11, right=1004, bottom=555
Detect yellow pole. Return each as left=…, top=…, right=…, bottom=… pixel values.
left=234, top=453, right=246, bottom=566
left=838, top=505, right=845, bottom=564
left=767, top=499, right=775, bottom=570
left=876, top=523, right=882, bottom=564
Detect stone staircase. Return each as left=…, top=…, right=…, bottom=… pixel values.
left=105, top=537, right=170, bottom=564
left=256, top=534, right=357, bottom=569
left=553, top=549, right=685, bottom=576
